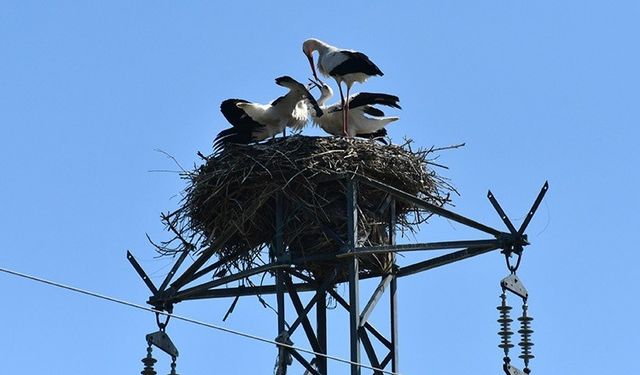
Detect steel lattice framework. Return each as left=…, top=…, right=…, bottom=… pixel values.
left=129, top=173, right=548, bottom=375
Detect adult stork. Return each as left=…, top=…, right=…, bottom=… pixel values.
left=309, top=79, right=400, bottom=141
left=214, top=76, right=322, bottom=151
left=302, top=38, right=384, bottom=136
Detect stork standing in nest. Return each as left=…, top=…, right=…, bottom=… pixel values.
left=302, top=38, right=384, bottom=136
left=214, top=76, right=322, bottom=151
left=309, top=79, right=400, bottom=141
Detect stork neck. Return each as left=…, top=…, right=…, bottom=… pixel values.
left=316, top=90, right=332, bottom=107
left=306, top=38, right=331, bottom=54
left=316, top=41, right=332, bottom=54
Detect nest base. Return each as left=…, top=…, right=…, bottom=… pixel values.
left=162, top=136, right=453, bottom=279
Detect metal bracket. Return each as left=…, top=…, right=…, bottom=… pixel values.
left=489, top=181, right=548, bottom=236
left=501, top=274, right=528, bottom=300
left=504, top=362, right=527, bottom=375
left=488, top=181, right=549, bottom=271
left=146, top=330, right=179, bottom=358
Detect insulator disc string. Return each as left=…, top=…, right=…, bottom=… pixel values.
left=498, top=273, right=534, bottom=374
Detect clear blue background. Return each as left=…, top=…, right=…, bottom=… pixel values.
left=1, top=1, right=638, bottom=374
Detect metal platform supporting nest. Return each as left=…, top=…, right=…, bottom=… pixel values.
left=128, top=173, right=548, bottom=375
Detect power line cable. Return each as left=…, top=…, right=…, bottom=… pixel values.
left=0, top=266, right=401, bottom=375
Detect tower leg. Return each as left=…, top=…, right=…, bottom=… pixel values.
left=317, top=288, right=327, bottom=374
left=389, top=198, right=399, bottom=372
left=275, top=193, right=288, bottom=374
left=276, top=270, right=287, bottom=374
left=349, top=257, right=360, bottom=375
left=390, top=275, right=399, bottom=372
left=346, top=180, right=360, bottom=375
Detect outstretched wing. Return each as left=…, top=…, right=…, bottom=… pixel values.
left=220, top=99, right=255, bottom=127
left=215, top=99, right=263, bottom=152
left=274, top=76, right=323, bottom=117
left=348, top=92, right=401, bottom=110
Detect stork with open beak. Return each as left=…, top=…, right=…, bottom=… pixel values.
left=302, top=38, right=384, bottom=137
left=308, top=78, right=400, bottom=141
left=214, top=76, right=322, bottom=151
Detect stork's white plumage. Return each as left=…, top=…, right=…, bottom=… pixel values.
left=302, top=38, right=384, bottom=136
left=310, top=80, right=400, bottom=140
left=214, top=76, right=322, bottom=151
left=288, top=99, right=311, bottom=132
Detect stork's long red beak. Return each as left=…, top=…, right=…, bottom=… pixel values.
left=306, top=53, right=321, bottom=84
left=307, top=78, right=321, bottom=90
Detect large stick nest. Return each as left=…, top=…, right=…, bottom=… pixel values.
left=159, top=136, right=456, bottom=279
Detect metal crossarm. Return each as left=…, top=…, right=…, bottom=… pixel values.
left=354, top=174, right=505, bottom=237
left=169, top=226, right=239, bottom=290
left=127, top=251, right=158, bottom=295
left=518, top=181, right=549, bottom=236
left=169, top=262, right=289, bottom=302
left=488, top=190, right=519, bottom=235
left=398, top=245, right=499, bottom=278
left=174, top=282, right=317, bottom=300
left=348, top=239, right=508, bottom=256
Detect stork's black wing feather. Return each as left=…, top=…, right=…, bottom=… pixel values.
left=361, top=105, right=385, bottom=117
left=220, top=99, right=253, bottom=127
left=356, top=128, right=388, bottom=144
left=326, top=103, right=385, bottom=117
left=213, top=126, right=256, bottom=152
left=270, top=95, right=286, bottom=107
left=329, top=51, right=383, bottom=77
left=274, top=75, right=298, bottom=87
left=215, top=99, right=263, bottom=152
left=348, top=92, right=401, bottom=110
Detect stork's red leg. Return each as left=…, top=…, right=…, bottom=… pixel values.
left=337, top=83, right=348, bottom=136
left=345, top=86, right=351, bottom=137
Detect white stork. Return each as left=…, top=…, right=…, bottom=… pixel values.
left=302, top=38, right=384, bottom=136
left=309, top=79, right=400, bottom=141
left=214, top=76, right=322, bottom=151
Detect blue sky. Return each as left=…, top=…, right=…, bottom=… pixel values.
left=1, top=1, right=638, bottom=374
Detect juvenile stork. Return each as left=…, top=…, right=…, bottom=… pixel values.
left=302, top=38, right=384, bottom=136
left=214, top=76, right=322, bottom=151
left=309, top=79, right=400, bottom=141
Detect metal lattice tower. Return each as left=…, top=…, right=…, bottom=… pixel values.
left=129, top=174, right=548, bottom=375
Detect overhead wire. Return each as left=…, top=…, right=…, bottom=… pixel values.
left=0, top=266, right=401, bottom=375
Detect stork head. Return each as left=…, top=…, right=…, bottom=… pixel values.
left=307, top=78, right=333, bottom=107
left=302, top=38, right=323, bottom=83
left=318, top=82, right=332, bottom=98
